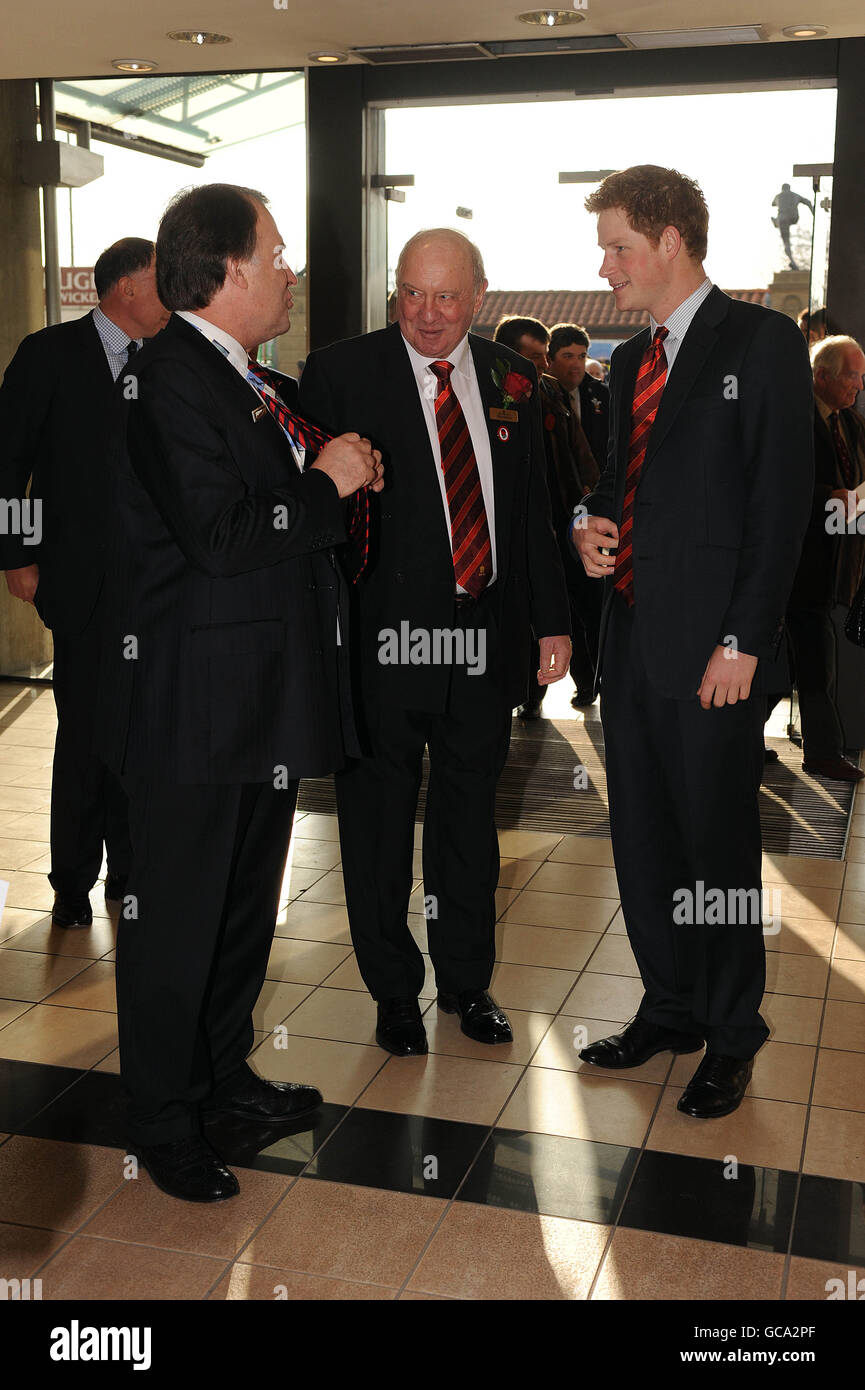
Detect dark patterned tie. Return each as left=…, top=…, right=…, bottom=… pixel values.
left=247, top=358, right=369, bottom=580
left=830, top=411, right=855, bottom=490
left=614, top=326, right=669, bottom=606
left=430, top=360, right=492, bottom=598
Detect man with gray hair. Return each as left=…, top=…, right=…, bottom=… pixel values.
left=300, top=227, right=570, bottom=1056
left=785, top=334, right=865, bottom=781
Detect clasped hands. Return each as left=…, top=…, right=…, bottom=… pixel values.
left=311, top=433, right=384, bottom=499
left=573, top=514, right=758, bottom=709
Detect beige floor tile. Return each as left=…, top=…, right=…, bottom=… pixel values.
left=0, top=947, right=91, bottom=1003
left=761, top=854, right=845, bottom=889
left=84, top=1166, right=291, bottom=1257
left=241, top=1178, right=445, bottom=1285
left=812, top=1048, right=865, bottom=1111
left=648, top=1089, right=806, bottom=1171
left=422, top=1005, right=553, bottom=1065
left=279, top=865, right=328, bottom=900
left=489, top=960, right=577, bottom=1013
left=39, top=1234, right=226, bottom=1299
left=0, top=1002, right=117, bottom=1068
left=92, top=1047, right=121, bottom=1074
left=249, top=1032, right=386, bottom=1105
left=803, top=1105, right=865, bottom=1181
left=325, top=951, right=437, bottom=998
left=606, top=907, right=627, bottom=935
left=357, top=1050, right=523, bottom=1125
left=1, top=915, right=117, bottom=959
left=527, top=862, right=621, bottom=899
left=494, top=922, right=601, bottom=971
left=0, top=727, right=54, bottom=749
left=0, top=907, right=48, bottom=945
left=0, top=745, right=53, bottom=768
left=841, top=860, right=865, bottom=891
left=275, top=900, right=351, bottom=944
left=845, top=836, right=865, bottom=865
left=500, top=1066, right=660, bottom=1145
left=548, top=835, right=616, bottom=867
left=0, top=813, right=51, bottom=839
left=210, top=1264, right=396, bottom=1300
left=593, top=1228, right=784, bottom=1300
left=265, top=937, right=352, bottom=985
left=500, top=890, right=618, bottom=931
left=835, top=921, right=865, bottom=963
left=292, top=813, right=341, bottom=841
left=0, top=1220, right=67, bottom=1277
left=0, top=836, right=50, bottom=870
left=762, top=883, right=838, bottom=924
left=0, top=997, right=31, bottom=1030
left=764, top=951, right=829, bottom=998
left=281, top=986, right=379, bottom=1046
left=839, top=890, right=865, bottom=925
left=3, top=871, right=56, bottom=912
left=8, top=771, right=53, bottom=793
left=668, top=1040, right=814, bottom=1104
left=765, top=916, right=835, bottom=957
left=761, top=992, right=824, bottom=1045
left=297, top=869, right=348, bottom=905
left=252, top=979, right=314, bottom=1031
left=0, top=1138, right=123, bottom=1231
left=828, top=958, right=865, bottom=1002
left=286, top=838, right=341, bottom=872
left=409, top=1202, right=610, bottom=1300
left=585, top=934, right=640, bottom=977
left=532, top=1015, right=673, bottom=1081
left=0, top=788, right=50, bottom=816
left=497, top=858, right=543, bottom=890
left=820, top=999, right=865, bottom=1052
left=785, top=1256, right=865, bottom=1300
left=496, top=829, right=563, bottom=860
left=562, top=972, right=644, bottom=1022
left=45, top=960, right=117, bottom=1013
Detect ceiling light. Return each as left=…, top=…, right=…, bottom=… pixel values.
left=782, top=24, right=828, bottom=38
left=308, top=51, right=349, bottom=64
left=621, top=26, right=766, bottom=48
left=111, top=58, right=158, bottom=72
left=167, top=30, right=231, bottom=46
left=518, top=10, right=586, bottom=28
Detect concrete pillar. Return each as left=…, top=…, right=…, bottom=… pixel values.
left=0, top=78, right=54, bottom=677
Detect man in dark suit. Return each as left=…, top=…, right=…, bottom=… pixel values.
left=0, top=239, right=168, bottom=928
left=573, top=165, right=814, bottom=1118
left=300, top=229, right=570, bottom=1056
left=785, top=334, right=865, bottom=782
left=547, top=322, right=611, bottom=489
left=96, top=183, right=382, bottom=1202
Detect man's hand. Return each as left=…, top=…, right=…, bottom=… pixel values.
left=5, top=564, right=39, bottom=604
left=573, top=515, right=619, bottom=578
left=537, top=634, right=572, bottom=686
left=697, top=644, right=758, bottom=710
left=311, top=433, right=384, bottom=499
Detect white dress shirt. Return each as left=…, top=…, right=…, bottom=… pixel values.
left=401, top=332, right=497, bottom=590
left=649, top=276, right=714, bottom=377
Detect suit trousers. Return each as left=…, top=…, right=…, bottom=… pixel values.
left=49, top=602, right=131, bottom=897
left=601, top=593, right=769, bottom=1058
left=117, top=775, right=298, bottom=1143
left=786, top=603, right=845, bottom=759
left=336, top=598, right=512, bottom=1000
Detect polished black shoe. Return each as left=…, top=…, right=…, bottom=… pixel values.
left=205, top=1070, right=322, bottom=1122
left=51, top=892, right=92, bottom=929
left=803, top=756, right=864, bottom=783
left=580, top=1015, right=704, bottom=1069
left=104, top=873, right=128, bottom=902
left=437, top=989, right=513, bottom=1044
left=515, top=702, right=542, bottom=720
left=376, top=998, right=428, bottom=1056
left=571, top=688, right=596, bottom=708
left=131, top=1134, right=239, bottom=1203
left=677, top=1053, right=754, bottom=1119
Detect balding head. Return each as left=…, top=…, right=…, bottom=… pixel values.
left=812, top=334, right=865, bottom=412
left=395, top=228, right=488, bottom=359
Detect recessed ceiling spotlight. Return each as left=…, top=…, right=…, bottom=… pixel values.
left=308, top=51, right=349, bottom=64
left=517, top=10, right=586, bottom=27
left=111, top=58, right=158, bottom=72
left=167, top=30, right=232, bottom=45
left=781, top=24, right=828, bottom=38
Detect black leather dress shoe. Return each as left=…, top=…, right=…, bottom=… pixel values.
left=580, top=1015, right=704, bottom=1069
left=376, top=998, right=428, bottom=1056
left=515, top=702, right=542, bottom=720
left=132, top=1135, right=239, bottom=1203
left=51, top=893, right=92, bottom=929
left=437, top=989, right=513, bottom=1044
left=571, top=688, right=596, bottom=708
left=677, top=1053, right=753, bottom=1118
left=205, top=1070, right=322, bottom=1122
left=104, top=874, right=128, bottom=902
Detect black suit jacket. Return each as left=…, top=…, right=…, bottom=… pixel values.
left=789, top=404, right=865, bottom=609
left=95, top=313, right=356, bottom=784
left=577, top=374, right=611, bottom=475
left=0, top=311, right=116, bottom=634
left=582, top=288, right=814, bottom=699
left=299, top=322, right=570, bottom=713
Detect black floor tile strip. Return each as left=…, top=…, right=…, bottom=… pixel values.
left=0, top=1057, right=86, bottom=1133
left=791, top=1173, right=865, bottom=1266
left=303, top=1106, right=489, bottom=1198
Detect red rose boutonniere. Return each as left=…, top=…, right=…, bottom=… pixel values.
left=492, top=358, right=533, bottom=408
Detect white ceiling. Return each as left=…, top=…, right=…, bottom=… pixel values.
left=2, top=2, right=863, bottom=82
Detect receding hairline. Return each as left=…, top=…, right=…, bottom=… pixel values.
left=395, top=228, right=486, bottom=292
left=812, top=334, right=865, bottom=374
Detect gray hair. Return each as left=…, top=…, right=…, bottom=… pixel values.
left=395, top=228, right=486, bottom=294
left=811, top=334, right=865, bottom=376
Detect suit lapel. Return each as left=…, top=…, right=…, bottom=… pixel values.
left=642, top=287, right=728, bottom=470
left=383, top=325, right=453, bottom=563
left=469, top=333, right=521, bottom=573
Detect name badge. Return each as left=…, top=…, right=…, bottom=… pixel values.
left=489, top=406, right=518, bottom=423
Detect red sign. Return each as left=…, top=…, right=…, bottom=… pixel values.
left=61, top=267, right=97, bottom=308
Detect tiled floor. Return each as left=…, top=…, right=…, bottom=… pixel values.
left=0, top=680, right=864, bottom=1301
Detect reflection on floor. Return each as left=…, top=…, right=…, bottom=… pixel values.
left=0, top=681, right=863, bottom=1300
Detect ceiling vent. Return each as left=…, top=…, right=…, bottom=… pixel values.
left=353, top=42, right=494, bottom=64
left=619, top=25, right=767, bottom=49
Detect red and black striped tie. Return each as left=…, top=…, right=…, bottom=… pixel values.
left=430, top=360, right=492, bottom=598
left=247, top=357, right=369, bottom=581
left=613, top=326, right=668, bottom=606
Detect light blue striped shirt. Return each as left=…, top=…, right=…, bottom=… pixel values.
left=650, top=277, right=714, bottom=376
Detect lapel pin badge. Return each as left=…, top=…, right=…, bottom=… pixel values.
left=252, top=405, right=266, bottom=422
left=497, top=425, right=510, bottom=442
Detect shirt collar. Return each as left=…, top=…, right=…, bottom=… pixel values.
left=93, top=304, right=140, bottom=353
left=177, top=310, right=249, bottom=377
left=650, top=276, right=714, bottom=342
left=815, top=395, right=835, bottom=424
left=402, top=331, right=472, bottom=383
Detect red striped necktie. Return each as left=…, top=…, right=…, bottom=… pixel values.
left=247, top=357, right=370, bottom=581
left=430, top=360, right=492, bottom=598
left=830, top=412, right=855, bottom=490
left=613, top=326, right=668, bottom=606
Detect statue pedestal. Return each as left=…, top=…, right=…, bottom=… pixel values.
left=768, top=269, right=811, bottom=322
